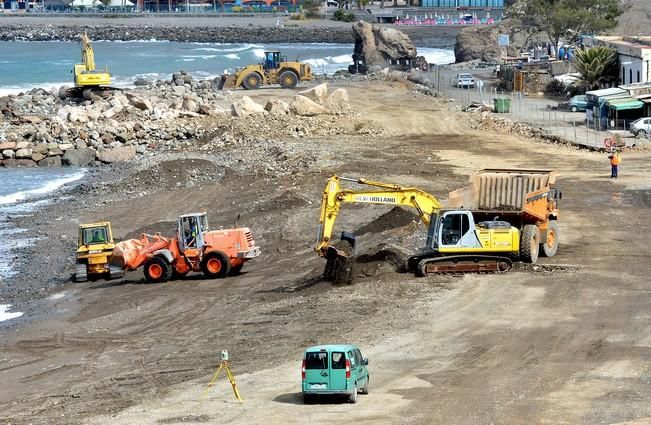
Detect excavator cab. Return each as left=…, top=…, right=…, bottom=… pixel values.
left=177, top=213, right=209, bottom=253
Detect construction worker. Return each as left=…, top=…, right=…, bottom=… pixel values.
left=608, top=150, right=622, bottom=178
left=90, top=230, right=105, bottom=243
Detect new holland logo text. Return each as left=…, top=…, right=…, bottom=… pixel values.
left=354, top=195, right=397, bottom=203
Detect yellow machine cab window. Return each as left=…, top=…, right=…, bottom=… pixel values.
left=83, top=227, right=108, bottom=245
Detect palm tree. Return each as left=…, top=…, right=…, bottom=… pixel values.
left=572, top=46, right=618, bottom=90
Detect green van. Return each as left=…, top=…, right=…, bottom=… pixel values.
left=301, top=344, right=369, bottom=403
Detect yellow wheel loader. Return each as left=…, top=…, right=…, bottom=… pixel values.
left=74, top=222, right=123, bottom=282
left=218, top=50, right=312, bottom=90
left=316, top=170, right=562, bottom=284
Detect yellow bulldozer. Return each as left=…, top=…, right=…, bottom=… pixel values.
left=218, top=50, right=312, bottom=90
left=74, top=221, right=123, bottom=282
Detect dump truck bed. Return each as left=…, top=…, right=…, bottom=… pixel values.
left=448, top=169, right=558, bottom=223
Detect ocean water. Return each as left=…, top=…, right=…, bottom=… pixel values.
left=0, top=41, right=455, bottom=95
left=0, top=168, right=86, bottom=281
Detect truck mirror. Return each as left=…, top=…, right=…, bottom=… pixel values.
left=363, top=358, right=369, bottom=366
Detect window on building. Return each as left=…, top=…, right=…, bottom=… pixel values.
left=638, top=70, right=641, bottom=83
left=630, top=69, right=633, bottom=84
left=622, top=67, right=626, bottom=84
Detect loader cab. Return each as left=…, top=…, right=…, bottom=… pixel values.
left=427, top=211, right=482, bottom=249
left=78, top=222, right=114, bottom=248
left=263, top=51, right=284, bottom=70
left=178, top=213, right=209, bottom=252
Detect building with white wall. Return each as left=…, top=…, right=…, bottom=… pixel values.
left=585, top=36, right=651, bottom=85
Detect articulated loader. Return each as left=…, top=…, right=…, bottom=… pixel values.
left=110, top=212, right=260, bottom=283
left=316, top=169, right=562, bottom=283
left=218, top=50, right=312, bottom=90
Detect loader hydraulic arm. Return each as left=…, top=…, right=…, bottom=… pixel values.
left=315, top=176, right=442, bottom=256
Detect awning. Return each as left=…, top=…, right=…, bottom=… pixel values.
left=606, top=97, right=645, bottom=111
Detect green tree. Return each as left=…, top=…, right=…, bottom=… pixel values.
left=573, top=46, right=619, bottom=89
left=509, top=0, right=623, bottom=49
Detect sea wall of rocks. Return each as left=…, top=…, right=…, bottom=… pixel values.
left=0, top=24, right=353, bottom=43
left=0, top=74, right=357, bottom=168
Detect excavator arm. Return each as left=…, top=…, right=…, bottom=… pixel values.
left=315, top=176, right=442, bottom=257
left=80, top=32, right=96, bottom=71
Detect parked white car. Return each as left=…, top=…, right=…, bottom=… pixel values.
left=630, top=117, right=651, bottom=137
left=456, top=73, right=476, bottom=88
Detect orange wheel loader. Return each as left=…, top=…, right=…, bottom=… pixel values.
left=110, top=212, right=260, bottom=283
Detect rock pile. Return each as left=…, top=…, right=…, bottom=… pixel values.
left=0, top=78, right=356, bottom=168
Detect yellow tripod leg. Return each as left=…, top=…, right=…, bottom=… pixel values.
left=201, top=363, right=224, bottom=400
left=225, top=364, right=243, bottom=403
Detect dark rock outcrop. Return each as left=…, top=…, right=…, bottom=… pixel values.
left=454, top=20, right=527, bottom=63
left=351, top=21, right=417, bottom=68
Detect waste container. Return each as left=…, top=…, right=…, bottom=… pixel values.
left=494, top=97, right=511, bottom=113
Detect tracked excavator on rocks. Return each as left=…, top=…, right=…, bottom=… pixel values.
left=67, top=32, right=115, bottom=100
left=316, top=170, right=561, bottom=284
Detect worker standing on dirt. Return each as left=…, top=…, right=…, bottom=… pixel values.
left=609, top=150, right=622, bottom=178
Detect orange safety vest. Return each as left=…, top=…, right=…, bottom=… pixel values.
left=610, top=153, right=621, bottom=165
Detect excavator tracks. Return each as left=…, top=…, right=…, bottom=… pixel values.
left=416, top=255, right=513, bottom=276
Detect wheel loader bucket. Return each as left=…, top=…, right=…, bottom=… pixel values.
left=218, top=75, right=237, bottom=90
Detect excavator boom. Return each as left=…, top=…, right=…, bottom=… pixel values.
left=316, top=176, right=442, bottom=256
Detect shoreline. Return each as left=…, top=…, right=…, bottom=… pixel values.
left=0, top=16, right=460, bottom=48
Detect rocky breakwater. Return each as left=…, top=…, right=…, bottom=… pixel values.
left=0, top=24, right=353, bottom=43
left=0, top=73, right=356, bottom=168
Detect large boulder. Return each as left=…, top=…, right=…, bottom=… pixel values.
left=299, top=83, right=329, bottom=104
left=264, top=99, right=290, bottom=115
left=96, top=145, right=136, bottom=163
left=351, top=21, right=417, bottom=68
left=63, top=148, right=96, bottom=166
left=1, top=159, right=37, bottom=168
left=126, top=93, right=153, bottom=111
left=38, top=156, right=62, bottom=167
left=454, top=20, right=525, bottom=63
left=290, top=95, right=327, bottom=116
left=325, top=88, right=351, bottom=114
left=2, top=149, right=15, bottom=159
left=231, top=96, right=265, bottom=117
left=15, top=148, right=32, bottom=159
left=0, top=141, right=16, bottom=150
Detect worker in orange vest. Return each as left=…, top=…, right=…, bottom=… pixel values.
left=608, top=150, right=622, bottom=178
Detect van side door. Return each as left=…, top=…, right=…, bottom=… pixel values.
left=355, top=348, right=368, bottom=384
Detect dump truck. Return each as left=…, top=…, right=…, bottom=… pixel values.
left=218, top=50, right=312, bottom=90
left=110, top=212, right=260, bottom=283
left=444, top=168, right=561, bottom=262
left=316, top=169, right=561, bottom=283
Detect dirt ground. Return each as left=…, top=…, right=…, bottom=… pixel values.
left=2, top=81, right=651, bottom=425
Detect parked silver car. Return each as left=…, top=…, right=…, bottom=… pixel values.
left=630, top=117, right=651, bottom=137
left=455, top=73, right=476, bottom=88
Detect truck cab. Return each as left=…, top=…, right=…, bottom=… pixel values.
left=75, top=222, right=122, bottom=282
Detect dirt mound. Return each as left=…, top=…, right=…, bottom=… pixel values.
left=130, top=159, right=224, bottom=192
left=356, top=206, right=420, bottom=235
left=123, top=220, right=177, bottom=240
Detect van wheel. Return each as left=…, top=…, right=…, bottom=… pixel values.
left=348, top=384, right=358, bottom=403
left=362, top=377, right=369, bottom=394
left=571, top=106, right=578, bottom=112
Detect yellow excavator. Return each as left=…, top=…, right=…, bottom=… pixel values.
left=70, top=32, right=112, bottom=100
left=316, top=171, right=561, bottom=284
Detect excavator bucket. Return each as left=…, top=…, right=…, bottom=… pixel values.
left=217, top=75, right=237, bottom=90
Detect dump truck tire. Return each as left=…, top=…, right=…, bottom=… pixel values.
left=541, top=220, right=560, bottom=257
left=201, top=252, right=231, bottom=278
left=520, top=224, right=540, bottom=264
left=242, top=72, right=261, bottom=90
left=279, top=70, right=298, bottom=89
left=144, top=256, right=172, bottom=283
left=323, top=258, right=336, bottom=281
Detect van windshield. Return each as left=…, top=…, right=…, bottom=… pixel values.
left=305, top=352, right=328, bottom=369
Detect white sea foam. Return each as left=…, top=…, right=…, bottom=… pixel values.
left=0, top=170, right=86, bottom=206
left=252, top=49, right=266, bottom=59
left=0, top=304, right=23, bottom=322
left=224, top=53, right=240, bottom=60
left=418, top=47, right=456, bottom=65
